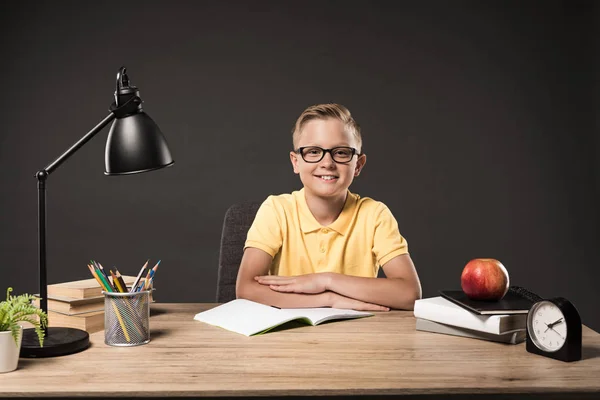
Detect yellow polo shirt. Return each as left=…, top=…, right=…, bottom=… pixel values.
left=244, top=189, right=408, bottom=277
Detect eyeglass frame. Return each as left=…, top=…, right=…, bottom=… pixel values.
left=294, top=146, right=361, bottom=164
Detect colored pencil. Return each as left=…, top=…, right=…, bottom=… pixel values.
left=97, top=261, right=117, bottom=291
left=111, top=269, right=146, bottom=339
left=92, top=265, right=114, bottom=293
left=130, top=260, right=149, bottom=293
left=144, top=270, right=155, bottom=290
left=114, top=268, right=129, bottom=292
left=87, top=264, right=130, bottom=340
left=91, top=260, right=108, bottom=282
left=142, top=268, right=152, bottom=291
left=146, top=272, right=157, bottom=290
left=110, top=302, right=130, bottom=342
left=144, top=260, right=161, bottom=290
left=110, top=270, right=125, bottom=293
left=88, top=264, right=109, bottom=291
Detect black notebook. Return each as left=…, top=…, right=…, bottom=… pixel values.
left=439, top=286, right=543, bottom=315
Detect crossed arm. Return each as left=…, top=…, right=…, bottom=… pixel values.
left=235, top=248, right=422, bottom=311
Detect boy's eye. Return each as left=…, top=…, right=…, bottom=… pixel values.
left=306, top=148, right=322, bottom=155
left=333, top=149, right=352, bottom=157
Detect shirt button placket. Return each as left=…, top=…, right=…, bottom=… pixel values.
left=319, top=228, right=328, bottom=254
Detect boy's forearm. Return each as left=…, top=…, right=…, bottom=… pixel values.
left=326, top=273, right=420, bottom=310
left=237, top=281, right=332, bottom=308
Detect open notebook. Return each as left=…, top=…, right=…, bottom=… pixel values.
left=193, top=299, right=373, bottom=336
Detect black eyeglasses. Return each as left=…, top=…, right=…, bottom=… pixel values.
left=295, top=146, right=359, bottom=164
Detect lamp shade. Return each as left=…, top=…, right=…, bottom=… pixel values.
left=104, top=112, right=174, bottom=175
left=104, top=66, right=174, bottom=175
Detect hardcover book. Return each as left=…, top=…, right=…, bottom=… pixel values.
left=35, top=290, right=155, bottom=315
left=47, top=275, right=138, bottom=299
left=413, top=296, right=526, bottom=335
left=47, top=309, right=105, bottom=333
left=439, top=286, right=541, bottom=315
left=194, top=299, right=373, bottom=336
left=34, top=295, right=104, bottom=315
left=415, top=318, right=526, bottom=344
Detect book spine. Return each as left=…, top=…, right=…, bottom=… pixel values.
left=414, top=302, right=506, bottom=334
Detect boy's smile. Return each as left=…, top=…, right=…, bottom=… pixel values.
left=315, top=174, right=338, bottom=182
left=290, top=118, right=366, bottom=199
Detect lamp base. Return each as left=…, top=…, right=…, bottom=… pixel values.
left=20, top=327, right=89, bottom=358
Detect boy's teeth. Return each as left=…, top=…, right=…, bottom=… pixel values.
left=319, top=176, right=336, bottom=180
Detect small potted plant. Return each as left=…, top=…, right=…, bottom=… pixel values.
left=0, top=288, right=47, bottom=373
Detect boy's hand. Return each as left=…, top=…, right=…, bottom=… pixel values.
left=254, top=273, right=331, bottom=294
left=329, top=292, right=390, bottom=312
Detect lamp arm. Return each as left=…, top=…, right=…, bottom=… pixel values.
left=41, top=113, right=117, bottom=176
left=35, top=112, right=116, bottom=332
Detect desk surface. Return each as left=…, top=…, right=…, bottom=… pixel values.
left=1, top=303, right=600, bottom=399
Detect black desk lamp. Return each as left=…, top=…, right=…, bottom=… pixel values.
left=20, top=66, right=174, bottom=357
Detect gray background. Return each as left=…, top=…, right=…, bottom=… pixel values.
left=1, top=1, right=598, bottom=332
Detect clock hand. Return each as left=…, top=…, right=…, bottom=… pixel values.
left=544, top=318, right=564, bottom=332
left=548, top=318, right=563, bottom=328
left=548, top=326, right=565, bottom=340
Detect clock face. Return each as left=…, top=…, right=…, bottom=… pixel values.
left=528, top=301, right=567, bottom=352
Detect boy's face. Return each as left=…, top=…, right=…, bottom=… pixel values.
left=290, top=118, right=366, bottom=199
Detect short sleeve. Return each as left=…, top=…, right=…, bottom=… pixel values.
left=244, top=196, right=284, bottom=258
left=372, top=203, right=409, bottom=266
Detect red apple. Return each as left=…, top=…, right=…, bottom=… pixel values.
left=460, top=258, right=509, bottom=301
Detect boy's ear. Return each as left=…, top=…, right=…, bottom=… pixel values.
left=355, top=153, right=367, bottom=176
left=290, top=151, right=300, bottom=174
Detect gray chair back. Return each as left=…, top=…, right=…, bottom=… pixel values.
left=216, top=201, right=262, bottom=302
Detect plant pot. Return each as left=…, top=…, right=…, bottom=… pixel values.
left=0, top=326, right=22, bottom=373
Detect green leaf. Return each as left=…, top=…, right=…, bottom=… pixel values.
left=0, top=287, right=47, bottom=347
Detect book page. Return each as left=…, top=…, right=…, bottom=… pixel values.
left=282, top=307, right=373, bottom=325
left=194, top=299, right=297, bottom=336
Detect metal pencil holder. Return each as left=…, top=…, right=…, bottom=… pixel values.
left=103, top=290, right=151, bottom=347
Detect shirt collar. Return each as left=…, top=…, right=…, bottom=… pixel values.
left=296, top=188, right=357, bottom=236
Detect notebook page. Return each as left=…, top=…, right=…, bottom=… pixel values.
left=194, top=299, right=291, bottom=336
left=283, top=307, right=373, bottom=325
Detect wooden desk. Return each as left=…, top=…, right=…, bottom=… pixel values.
left=1, top=303, right=599, bottom=399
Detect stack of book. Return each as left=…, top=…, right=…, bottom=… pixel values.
left=413, top=287, right=541, bottom=344
left=35, top=276, right=137, bottom=333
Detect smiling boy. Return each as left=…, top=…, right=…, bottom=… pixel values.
left=236, top=104, right=422, bottom=311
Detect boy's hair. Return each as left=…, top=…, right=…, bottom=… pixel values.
left=292, top=103, right=362, bottom=152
